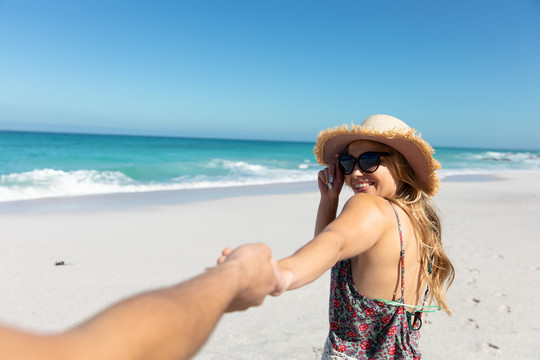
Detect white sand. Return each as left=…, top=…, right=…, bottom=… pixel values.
left=0, top=173, right=539, bottom=359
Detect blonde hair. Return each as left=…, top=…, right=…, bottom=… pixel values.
left=342, top=141, right=455, bottom=314
left=384, top=148, right=455, bottom=315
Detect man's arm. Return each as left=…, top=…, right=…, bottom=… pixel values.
left=0, top=243, right=277, bottom=360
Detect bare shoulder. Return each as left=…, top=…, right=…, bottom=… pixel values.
left=341, top=194, right=402, bottom=238
left=325, top=194, right=397, bottom=257
left=342, top=193, right=394, bottom=221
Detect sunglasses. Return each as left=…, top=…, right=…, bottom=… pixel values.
left=337, top=152, right=391, bottom=175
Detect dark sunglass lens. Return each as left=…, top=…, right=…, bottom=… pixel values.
left=338, top=157, right=355, bottom=174
left=359, top=152, right=381, bottom=173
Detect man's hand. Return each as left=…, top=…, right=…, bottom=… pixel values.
left=218, top=244, right=279, bottom=312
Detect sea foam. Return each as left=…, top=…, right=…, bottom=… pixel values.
left=0, top=166, right=319, bottom=202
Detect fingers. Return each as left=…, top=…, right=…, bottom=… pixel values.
left=217, top=247, right=233, bottom=265
left=318, top=163, right=344, bottom=194
left=318, top=169, right=331, bottom=189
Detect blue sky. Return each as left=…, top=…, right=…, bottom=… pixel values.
left=1, top=0, right=539, bottom=149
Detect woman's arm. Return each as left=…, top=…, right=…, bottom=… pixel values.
left=314, top=163, right=345, bottom=236
left=274, top=194, right=388, bottom=295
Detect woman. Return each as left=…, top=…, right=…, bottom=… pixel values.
left=272, top=114, right=454, bottom=359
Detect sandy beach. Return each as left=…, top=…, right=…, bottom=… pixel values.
left=1, top=173, right=539, bottom=359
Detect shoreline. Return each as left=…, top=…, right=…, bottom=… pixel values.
left=0, top=172, right=519, bottom=214
left=0, top=181, right=318, bottom=214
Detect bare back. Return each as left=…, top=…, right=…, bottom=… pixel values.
left=350, top=200, right=425, bottom=306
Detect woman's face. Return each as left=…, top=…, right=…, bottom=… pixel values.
left=343, top=140, right=401, bottom=198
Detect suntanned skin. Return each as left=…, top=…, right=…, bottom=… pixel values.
left=0, top=243, right=278, bottom=360
left=274, top=140, right=425, bottom=306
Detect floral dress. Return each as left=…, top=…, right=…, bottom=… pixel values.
left=322, top=202, right=421, bottom=360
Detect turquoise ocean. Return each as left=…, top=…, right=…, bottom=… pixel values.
left=1, top=131, right=540, bottom=202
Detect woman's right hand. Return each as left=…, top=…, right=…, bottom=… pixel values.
left=315, top=162, right=345, bottom=235
left=317, top=162, right=344, bottom=200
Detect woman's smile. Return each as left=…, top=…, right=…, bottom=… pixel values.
left=352, top=180, right=375, bottom=192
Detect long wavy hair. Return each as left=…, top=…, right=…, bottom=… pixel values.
left=384, top=147, right=455, bottom=315
left=343, top=141, right=455, bottom=315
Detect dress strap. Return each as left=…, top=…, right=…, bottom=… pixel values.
left=376, top=201, right=440, bottom=331
left=386, top=200, right=405, bottom=301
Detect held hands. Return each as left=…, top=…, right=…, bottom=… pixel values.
left=216, top=244, right=280, bottom=312
left=218, top=247, right=294, bottom=300
left=318, top=162, right=345, bottom=200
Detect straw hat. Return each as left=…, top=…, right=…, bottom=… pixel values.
left=314, top=114, right=441, bottom=196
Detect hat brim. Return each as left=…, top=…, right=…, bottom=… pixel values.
left=314, top=125, right=441, bottom=196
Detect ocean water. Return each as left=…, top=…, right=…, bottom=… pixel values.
left=1, top=131, right=539, bottom=202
